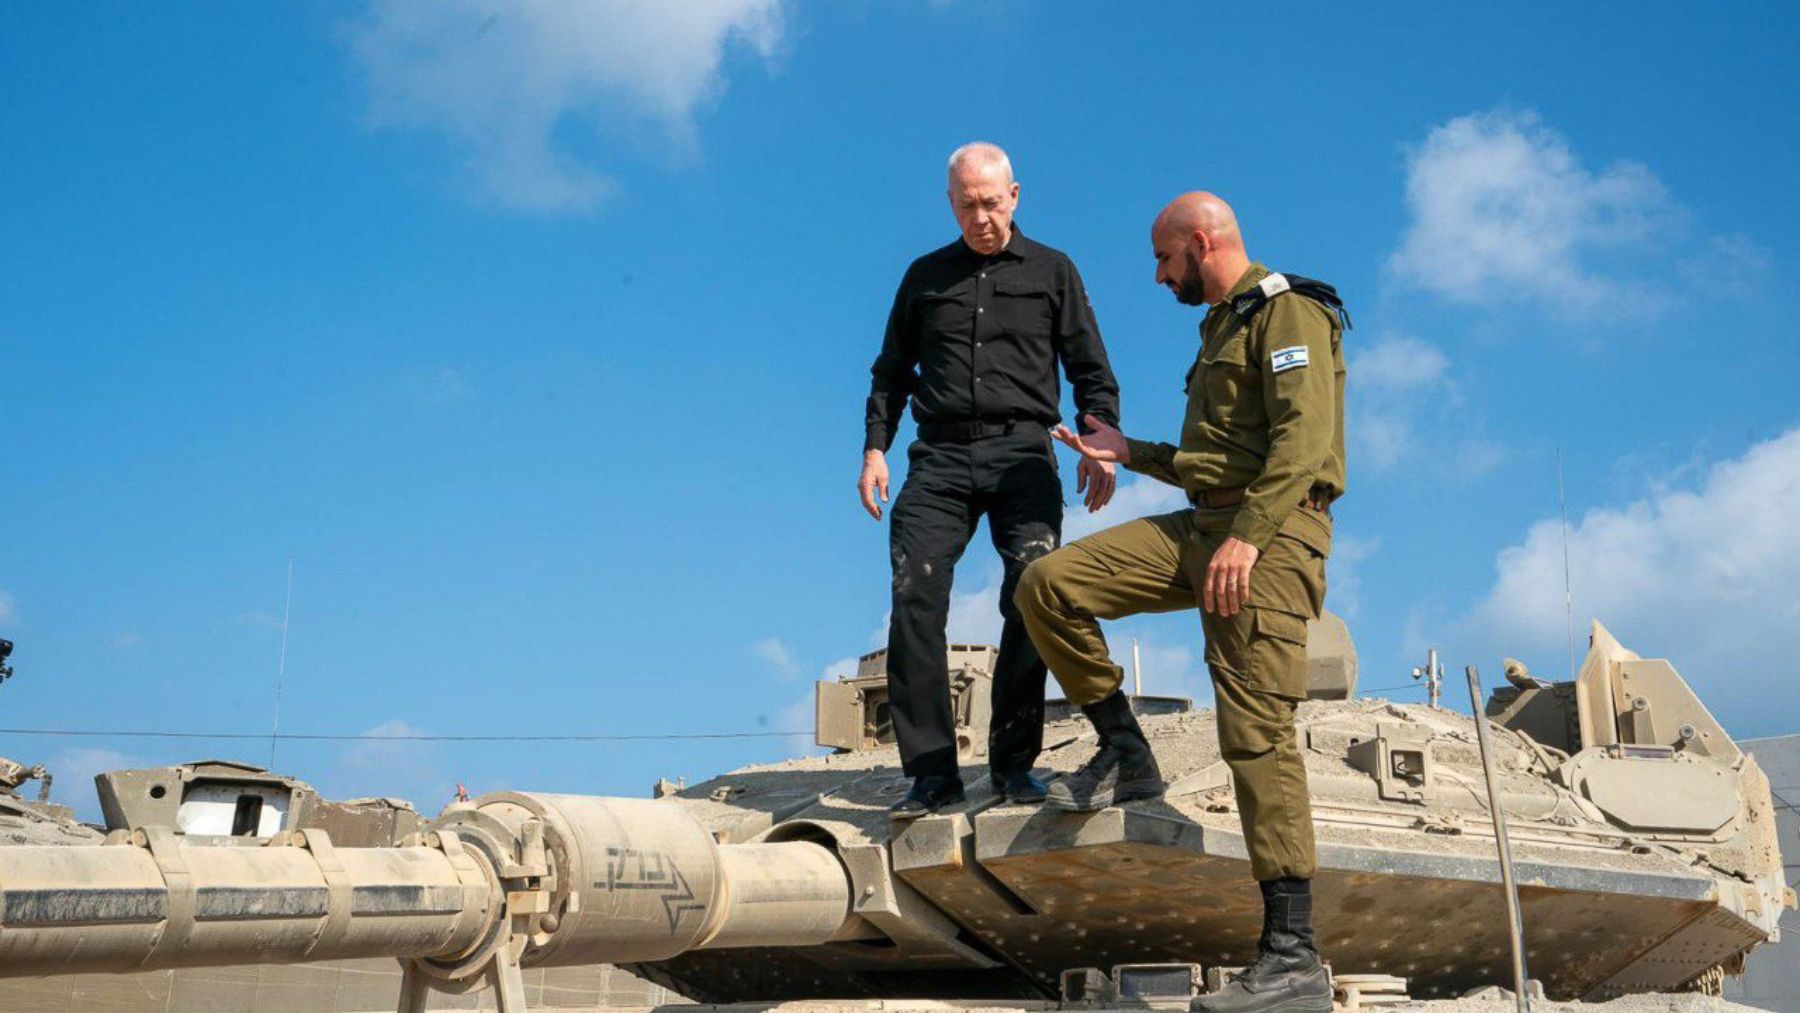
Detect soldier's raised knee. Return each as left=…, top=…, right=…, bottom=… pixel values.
left=1013, top=553, right=1055, bottom=614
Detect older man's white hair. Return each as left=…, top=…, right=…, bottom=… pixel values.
left=947, top=141, right=1014, bottom=183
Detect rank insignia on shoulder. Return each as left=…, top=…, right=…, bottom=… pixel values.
left=1230, top=272, right=1352, bottom=331
left=1271, top=346, right=1310, bottom=373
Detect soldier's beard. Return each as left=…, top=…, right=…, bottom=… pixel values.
left=1175, top=248, right=1208, bottom=306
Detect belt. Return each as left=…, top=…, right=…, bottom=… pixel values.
left=916, top=420, right=1025, bottom=442
left=1188, top=486, right=1246, bottom=509
left=1188, top=485, right=1335, bottom=516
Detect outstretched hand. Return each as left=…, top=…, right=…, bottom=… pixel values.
left=1052, top=414, right=1131, bottom=464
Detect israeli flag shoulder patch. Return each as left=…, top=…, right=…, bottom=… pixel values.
left=1270, top=345, right=1310, bottom=374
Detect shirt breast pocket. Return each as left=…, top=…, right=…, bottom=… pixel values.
left=914, top=286, right=970, bottom=339
left=990, top=278, right=1053, bottom=335
left=1200, top=336, right=1253, bottom=422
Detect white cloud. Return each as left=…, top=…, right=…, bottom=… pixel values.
left=1356, top=333, right=1449, bottom=392
left=1387, top=108, right=1676, bottom=319
left=1347, top=332, right=1500, bottom=478
left=0, top=589, right=16, bottom=628
left=750, top=636, right=801, bottom=679
left=1462, top=426, right=1800, bottom=713
left=1349, top=411, right=1405, bottom=470
left=1349, top=333, right=1452, bottom=470
left=328, top=720, right=452, bottom=808
left=109, top=630, right=141, bottom=651
left=346, top=0, right=783, bottom=212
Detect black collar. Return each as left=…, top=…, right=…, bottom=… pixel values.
left=960, top=223, right=1033, bottom=263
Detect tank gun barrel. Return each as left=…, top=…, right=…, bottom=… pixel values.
left=0, top=826, right=493, bottom=975
left=0, top=794, right=856, bottom=996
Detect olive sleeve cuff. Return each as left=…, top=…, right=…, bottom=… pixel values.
left=1122, top=438, right=1182, bottom=487
left=1228, top=505, right=1284, bottom=552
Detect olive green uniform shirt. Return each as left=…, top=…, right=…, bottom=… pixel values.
left=1123, top=263, right=1347, bottom=550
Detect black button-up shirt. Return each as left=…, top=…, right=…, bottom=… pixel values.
left=863, top=227, right=1121, bottom=452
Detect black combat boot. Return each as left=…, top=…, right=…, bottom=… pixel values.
left=1190, top=878, right=1332, bottom=1013
left=1044, top=691, right=1165, bottom=811
left=889, top=774, right=965, bottom=820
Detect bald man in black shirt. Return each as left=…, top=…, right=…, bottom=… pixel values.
left=860, top=142, right=1122, bottom=818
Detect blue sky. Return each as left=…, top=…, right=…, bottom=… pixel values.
left=4, top=2, right=1797, bottom=819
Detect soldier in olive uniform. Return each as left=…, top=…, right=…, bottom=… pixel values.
left=1015, top=192, right=1347, bottom=1013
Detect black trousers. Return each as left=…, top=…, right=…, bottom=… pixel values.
left=887, top=429, right=1063, bottom=779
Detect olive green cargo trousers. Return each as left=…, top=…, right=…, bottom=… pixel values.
left=1014, top=504, right=1329, bottom=881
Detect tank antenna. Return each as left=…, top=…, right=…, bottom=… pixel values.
left=1557, top=448, right=1575, bottom=680
left=268, top=559, right=294, bottom=770
left=1466, top=665, right=1532, bottom=1013
left=1131, top=639, right=1143, bottom=696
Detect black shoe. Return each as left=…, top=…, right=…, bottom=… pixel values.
left=992, top=769, right=1049, bottom=804
left=1190, top=879, right=1331, bottom=1013
left=1045, top=692, right=1165, bottom=812
left=889, top=774, right=965, bottom=820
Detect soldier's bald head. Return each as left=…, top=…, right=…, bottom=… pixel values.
left=1150, top=191, right=1252, bottom=306
left=1153, top=192, right=1241, bottom=250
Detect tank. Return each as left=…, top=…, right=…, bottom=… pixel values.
left=0, top=618, right=1789, bottom=1013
